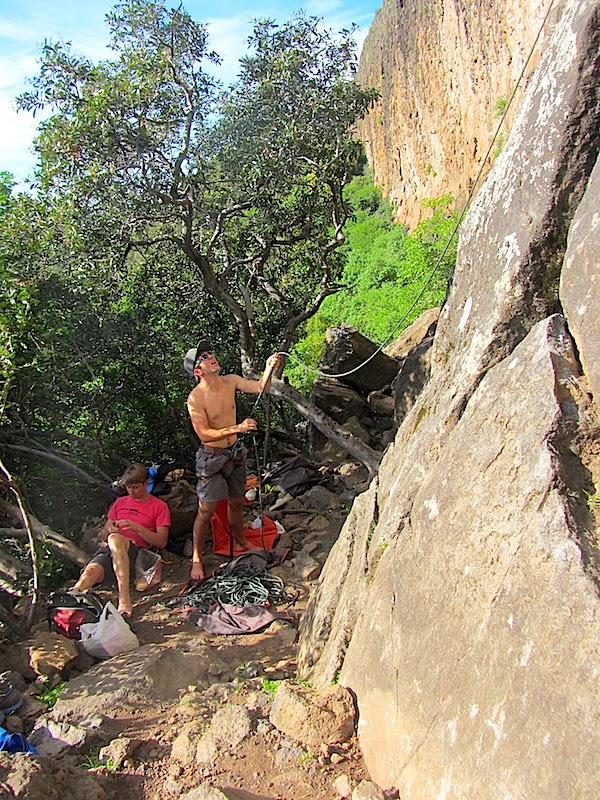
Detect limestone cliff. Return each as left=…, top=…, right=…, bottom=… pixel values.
left=300, top=0, right=600, bottom=796
left=357, top=0, right=551, bottom=228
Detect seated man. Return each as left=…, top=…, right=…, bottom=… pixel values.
left=74, top=463, right=170, bottom=617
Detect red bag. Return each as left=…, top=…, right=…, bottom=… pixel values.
left=47, top=589, right=105, bottom=640
left=210, top=500, right=279, bottom=556
left=51, top=608, right=89, bottom=639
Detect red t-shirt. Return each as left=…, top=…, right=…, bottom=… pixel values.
left=107, top=494, right=171, bottom=547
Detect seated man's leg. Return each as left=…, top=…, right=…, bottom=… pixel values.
left=74, top=561, right=105, bottom=591
left=107, top=532, right=133, bottom=617
left=74, top=546, right=112, bottom=590
left=192, top=501, right=216, bottom=581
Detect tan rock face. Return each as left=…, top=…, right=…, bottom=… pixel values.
left=357, top=0, right=549, bottom=228
left=301, top=0, right=600, bottom=796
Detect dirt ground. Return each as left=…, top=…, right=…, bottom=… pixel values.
left=2, top=492, right=375, bottom=800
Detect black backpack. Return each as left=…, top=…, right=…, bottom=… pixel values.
left=46, top=590, right=105, bottom=640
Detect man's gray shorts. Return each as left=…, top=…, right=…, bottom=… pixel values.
left=195, top=444, right=247, bottom=504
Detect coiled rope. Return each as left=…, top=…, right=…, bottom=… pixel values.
left=167, top=559, right=292, bottom=613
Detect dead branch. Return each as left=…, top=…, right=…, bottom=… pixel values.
left=268, top=378, right=381, bottom=478
left=0, top=457, right=40, bottom=627
left=1, top=444, right=113, bottom=498
left=0, top=501, right=89, bottom=567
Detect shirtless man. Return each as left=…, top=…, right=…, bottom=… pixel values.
left=184, top=338, right=280, bottom=581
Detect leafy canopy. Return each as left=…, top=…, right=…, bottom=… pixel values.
left=17, top=1, right=377, bottom=370
left=286, top=176, right=459, bottom=394
left=2, top=1, right=378, bottom=528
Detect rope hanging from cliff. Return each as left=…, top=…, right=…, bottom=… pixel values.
left=277, top=0, right=558, bottom=383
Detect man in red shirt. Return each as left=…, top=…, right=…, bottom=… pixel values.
left=74, top=463, right=170, bottom=617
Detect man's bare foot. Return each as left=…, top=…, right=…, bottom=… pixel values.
left=190, top=560, right=205, bottom=582
left=117, top=600, right=133, bottom=618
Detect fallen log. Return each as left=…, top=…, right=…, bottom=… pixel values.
left=269, top=378, right=381, bottom=478
left=0, top=504, right=89, bottom=567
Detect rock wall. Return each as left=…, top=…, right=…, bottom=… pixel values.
left=357, top=0, right=551, bottom=228
left=300, top=0, right=600, bottom=796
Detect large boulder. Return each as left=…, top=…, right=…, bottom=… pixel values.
left=300, top=0, right=600, bottom=796
left=311, top=378, right=370, bottom=424
left=384, top=307, right=440, bottom=360
left=560, top=156, right=600, bottom=400
left=342, top=316, right=599, bottom=795
left=319, top=325, right=401, bottom=393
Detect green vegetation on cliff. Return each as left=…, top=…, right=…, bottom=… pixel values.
left=286, top=176, right=458, bottom=394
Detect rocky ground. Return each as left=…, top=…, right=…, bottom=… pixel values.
left=0, top=464, right=391, bottom=800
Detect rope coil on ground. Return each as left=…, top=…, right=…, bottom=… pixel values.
left=166, top=567, right=291, bottom=614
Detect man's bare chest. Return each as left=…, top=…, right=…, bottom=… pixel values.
left=202, top=387, right=237, bottom=425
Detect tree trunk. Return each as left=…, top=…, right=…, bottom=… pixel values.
left=0, top=504, right=90, bottom=567
left=269, top=378, right=381, bottom=478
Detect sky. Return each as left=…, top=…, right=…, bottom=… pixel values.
left=0, top=0, right=381, bottom=190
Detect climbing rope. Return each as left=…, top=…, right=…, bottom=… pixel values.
left=166, top=559, right=291, bottom=613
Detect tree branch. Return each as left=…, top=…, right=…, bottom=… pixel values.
left=268, top=378, right=381, bottom=477
left=0, top=501, right=90, bottom=567
left=2, top=444, right=113, bottom=497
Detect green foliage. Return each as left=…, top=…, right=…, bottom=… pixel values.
left=0, top=178, right=34, bottom=416
left=492, top=132, right=506, bottom=159
left=80, top=746, right=119, bottom=771
left=2, top=3, right=377, bottom=536
left=261, top=678, right=280, bottom=696
left=35, top=680, right=65, bottom=710
left=584, top=489, right=600, bottom=512
left=285, top=175, right=458, bottom=393
left=493, top=96, right=508, bottom=119
left=293, top=677, right=312, bottom=687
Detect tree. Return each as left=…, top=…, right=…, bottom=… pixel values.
left=15, top=0, right=380, bottom=471
left=0, top=175, right=33, bottom=411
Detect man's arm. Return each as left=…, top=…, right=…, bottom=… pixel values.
left=233, top=354, right=280, bottom=395
left=115, top=520, right=169, bottom=549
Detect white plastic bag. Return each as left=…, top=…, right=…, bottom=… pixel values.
left=134, top=548, right=162, bottom=591
left=80, top=602, right=139, bottom=659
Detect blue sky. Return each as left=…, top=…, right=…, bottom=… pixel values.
left=0, top=0, right=381, bottom=189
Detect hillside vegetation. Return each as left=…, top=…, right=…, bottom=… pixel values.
left=286, top=176, right=458, bottom=394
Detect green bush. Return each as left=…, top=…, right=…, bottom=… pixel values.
left=285, top=175, right=459, bottom=393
